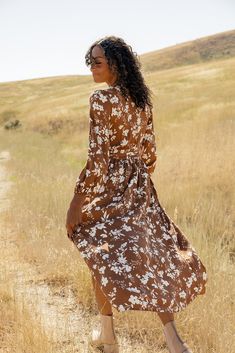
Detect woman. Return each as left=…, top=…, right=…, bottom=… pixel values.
left=66, top=35, right=208, bottom=353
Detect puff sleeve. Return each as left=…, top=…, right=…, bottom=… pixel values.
left=74, top=90, right=111, bottom=197
left=141, top=106, right=157, bottom=175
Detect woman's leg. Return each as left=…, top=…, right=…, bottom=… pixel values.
left=91, top=275, right=118, bottom=347
left=91, top=274, right=113, bottom=315
left=158, top=312, right=192, bottom=352
left=158, top=311, right=174, bottom=325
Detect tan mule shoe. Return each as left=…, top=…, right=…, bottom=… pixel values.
left=90, top=314, right=119, bottom=353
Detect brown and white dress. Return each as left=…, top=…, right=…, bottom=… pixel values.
left=70, top=85, right=208, bottom=313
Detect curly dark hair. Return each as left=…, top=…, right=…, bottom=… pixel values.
left=85, top=35, right=153, bottom=109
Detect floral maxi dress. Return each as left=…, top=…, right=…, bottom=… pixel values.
left=70, top=85, right=208, bottom=313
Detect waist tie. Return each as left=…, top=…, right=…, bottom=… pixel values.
left=109, top=150, right=142, bottom=160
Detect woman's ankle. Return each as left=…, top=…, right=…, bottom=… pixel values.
left=158, top=311, right=174, bottom=326
left=163, top=320, right=186, bottom=353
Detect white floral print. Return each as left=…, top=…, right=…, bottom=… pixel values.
left=70, top=85, right=208, bottom=313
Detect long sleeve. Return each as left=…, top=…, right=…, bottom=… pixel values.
left=141, top=106, right=157, bottom=175
left=74, top=90, right=111, bottom=197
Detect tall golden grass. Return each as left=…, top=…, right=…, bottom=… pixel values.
left=0, top=56, right=234, bottom=352
left=0, top=280, right=53, bottom=352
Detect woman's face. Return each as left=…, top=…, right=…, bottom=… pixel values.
left=90, top=45, right=117, bottom=86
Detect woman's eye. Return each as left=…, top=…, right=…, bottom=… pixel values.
left=90, top=61, right=102, bottom=67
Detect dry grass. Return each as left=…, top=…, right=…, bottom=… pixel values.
left=0, top=54, right=234, bottom=352
left=0, top=281, right=53, bottom=353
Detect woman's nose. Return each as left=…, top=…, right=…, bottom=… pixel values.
left=90, top=65, right=97, bottom=72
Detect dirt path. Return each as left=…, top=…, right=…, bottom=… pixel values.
left=0, top=150, right=97, bottom=353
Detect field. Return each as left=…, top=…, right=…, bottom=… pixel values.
left=0, top=49, right=234, bottom=351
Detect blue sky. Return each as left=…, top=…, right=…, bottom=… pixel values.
left=0, top=0, right=234, bottom=83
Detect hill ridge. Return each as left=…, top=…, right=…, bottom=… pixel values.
left=140, top=29, right=235, bottom=73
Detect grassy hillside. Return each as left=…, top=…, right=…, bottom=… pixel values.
left=141, top=29, right=235, bottom=73
left=0, top=29, right=234, bottom=139
left=0, top=75, right=92, bottom=136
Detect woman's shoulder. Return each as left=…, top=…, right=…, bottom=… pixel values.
left=88, top=88, right=120, bottom=118
left=89, top=87, right=120, bottom=106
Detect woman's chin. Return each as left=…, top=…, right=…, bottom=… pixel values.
left=93, top=76, right=104, bottom=84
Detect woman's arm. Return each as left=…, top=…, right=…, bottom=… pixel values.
left=141, top=106, right=157, bottom=175
left=66, top=90, right=111, bottom=237
left=74, top=89, right=111, bottom=197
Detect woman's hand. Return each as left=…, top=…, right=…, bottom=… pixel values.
left=66, top=193, right=86, bottom=240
